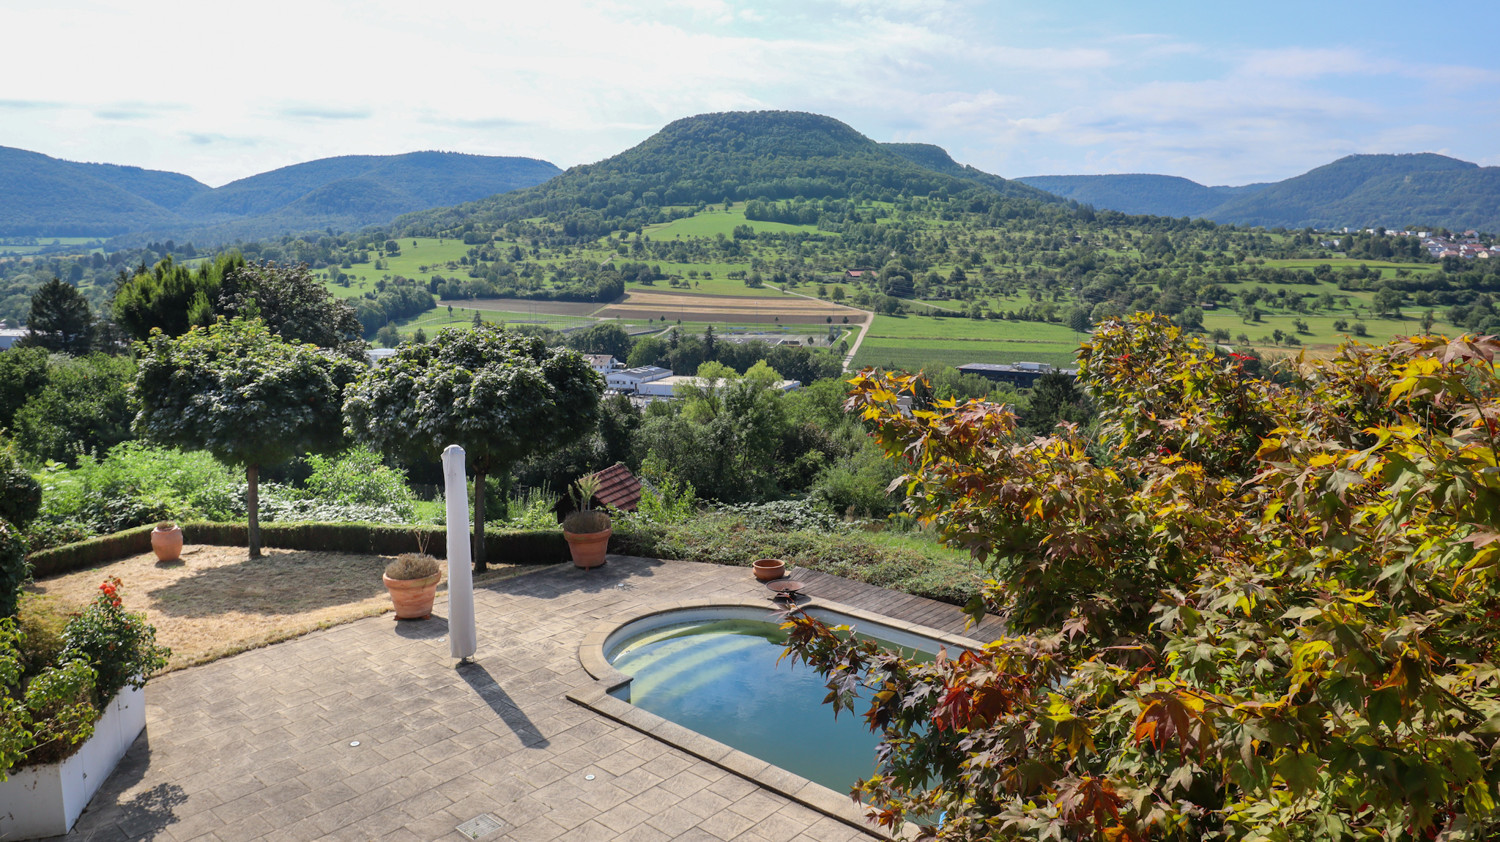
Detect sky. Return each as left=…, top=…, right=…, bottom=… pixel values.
left=2, top=0, right=1496, bottom=188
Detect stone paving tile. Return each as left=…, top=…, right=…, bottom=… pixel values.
left=55, top=556, right=896, bottom=840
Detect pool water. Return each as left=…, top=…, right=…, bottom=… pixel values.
left=609, top=618, right=888, bottom=793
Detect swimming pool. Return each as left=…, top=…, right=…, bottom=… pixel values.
left=598, top=603, right=965, bottom=795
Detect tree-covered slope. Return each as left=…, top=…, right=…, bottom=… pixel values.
left=1207, top=153, right=1500, bottom=231
left=882, top=142, right=1058, bottom=202
left=65, top=160, right=210, bottom=212
left=1020, top=154, right=1500, bottom=232
left=0, top=146, right=204, bottom=236
left=1, top=146, right=560, bottom=243
left=395, top=111, right=1058, bottom=238
left=1017, top=173, right=1266, bottom=218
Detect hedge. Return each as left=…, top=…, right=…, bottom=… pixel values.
left=27, top=522, right=570, bottom=579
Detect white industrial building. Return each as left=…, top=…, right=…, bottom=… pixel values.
left=606, top=366, right=672, bottom=392
left=635, top=376, right=801, bottom=399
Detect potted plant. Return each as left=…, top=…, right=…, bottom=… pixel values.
left=563, top=474, right=611, bottom=569
left=752, top=559, right=786, bottom=581
left=1, top=576, right=171, bottom=840
left=150, top=521, right=182, bottom=562
left=382, top=553, right=442, bottom=620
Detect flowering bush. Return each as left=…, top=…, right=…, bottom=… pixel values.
left=786, top=316, right=1500, bottom=840
left=3, top=577, right=170, bottom=777
left=61, top=577, right=170, bottom=708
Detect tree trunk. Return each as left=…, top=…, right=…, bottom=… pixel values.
left=472, top=469, right=486, bottom=573
left=247, top=464, right=261, bottom=559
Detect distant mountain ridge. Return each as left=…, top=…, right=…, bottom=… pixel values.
left=0, top=146, right=561, bottom=242
left=1018, top=153, right=1500, bottom=232
left=395, top=110, right=1062, bottom=237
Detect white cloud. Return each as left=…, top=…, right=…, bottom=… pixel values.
left=0, top=0, right=1493, bottom=189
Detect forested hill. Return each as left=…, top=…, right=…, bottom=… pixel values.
left=1020, top=153, right=1500, bottom=232
left=1207, top=153, right=1500, bottom=233
left=1017, top=173, right=1264, bottom=218
left=881, top=142, right=1056, bottom=202
left=0, top=147, right=560, bottom=242
left=0, top=145, right=210, bottom=236
left=394, top=111, right=1063, bottom=239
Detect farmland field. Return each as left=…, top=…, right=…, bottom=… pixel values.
left=853, top=313, right=1084, bottom=370
left=596, top=290, right=866, bottom=325
left=437, top=297, right=604, bottom=316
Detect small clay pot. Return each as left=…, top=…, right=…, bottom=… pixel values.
left=383, top=572, right=441, bottom=620
left=565, top=528, right=611, bottom=569
left=753, top=559, right=786, bottom=581
left=151, top=523, right=183, bottom=563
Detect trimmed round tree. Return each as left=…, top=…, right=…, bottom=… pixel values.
left=132, top=318, right=362, bottom=558
left=343, top=324, right=602, bottom=571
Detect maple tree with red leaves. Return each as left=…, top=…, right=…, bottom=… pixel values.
left=783, top=314, right=1500, bottom=840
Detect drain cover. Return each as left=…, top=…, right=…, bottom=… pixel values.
left=456, top=814, right=504, bottom=839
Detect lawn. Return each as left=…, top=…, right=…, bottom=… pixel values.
left=27, top=546, right=535, bottom=672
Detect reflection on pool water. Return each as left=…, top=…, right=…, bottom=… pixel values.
left=609, top=616, right=916, bottom=794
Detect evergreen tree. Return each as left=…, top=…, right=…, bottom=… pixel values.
left=22, top=278, right=94, bottom=354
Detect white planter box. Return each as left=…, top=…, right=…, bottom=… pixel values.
left=0, top=683, right=145, bottom=840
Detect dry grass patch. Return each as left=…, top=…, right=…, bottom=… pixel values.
left=27, top=545, right=538, bottom=672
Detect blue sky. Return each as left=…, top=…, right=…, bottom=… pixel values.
left=1, top=0, right=1494, bottom=187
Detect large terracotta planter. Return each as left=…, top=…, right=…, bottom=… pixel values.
left=151, top=523, right=182, bottom=562
left=565, top=528, right=611, bottom=569
left=753, top=558, right=786, bottom=581
left=382, top=572, right=441, bottom=620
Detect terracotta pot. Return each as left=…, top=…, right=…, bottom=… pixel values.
left=151, top=524, right=183, bottom=562
left=753, top=558, right=786, bottom=581
left=565, top=528, right=611, bottom=569
left=383, top=572, right=441, bottom=620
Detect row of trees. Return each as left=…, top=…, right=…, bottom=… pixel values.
left=133, top=321, right=601, bottom=566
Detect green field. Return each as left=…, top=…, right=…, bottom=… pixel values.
left=0, top=237, right=105, bottom=256
left=1200, top=310, right=1438, bottom=347
left=854, top=341, right=1081, bottom=372
left=853, top=313, right=1085, bottom=370
left=1259, top=258, right=1439, bottom=279
left=394, top=306, right=603, bottom=337
left=323, top=237, right=473, bottom=298
left=645, top=206, right=824, bottom=238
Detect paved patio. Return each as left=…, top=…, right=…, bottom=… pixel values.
left=55, top=557, right=973, bottom=841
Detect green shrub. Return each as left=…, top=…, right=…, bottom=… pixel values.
left=28, top=443, right=240, bottom=550
left=636, top=472, right=697, bottom=525
left=303, top=447, right=417, bottom=520
left=808, top=442, right=902, bottom=519
left=0, top=518, right=28, bottom=618
left=0, top=436, right=41, bottom=528
left=26, top=525, right=154, bottom=579
left=16, top=593, right=73, bottom=678
left=505, top=483, right=560, bottom=529
left=27, top=521, right=569, bottom=578
left=251, top=482, right=413, bottom=525
left=60, top=577, right=169, bottom=708
left=3, top=576, right=171, bottom=776
left=10, top=353, right=135, bottom=467
left=611, top=511, right=981, bottom=606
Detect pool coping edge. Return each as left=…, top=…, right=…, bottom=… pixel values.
left=567, top=594, right=986, bottom=840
